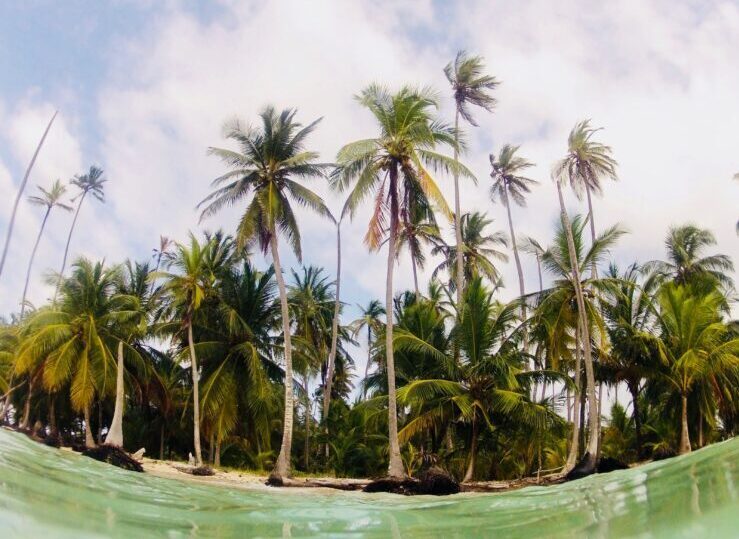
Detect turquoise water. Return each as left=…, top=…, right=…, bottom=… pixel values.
left=0, top=429, right=737, bottom=538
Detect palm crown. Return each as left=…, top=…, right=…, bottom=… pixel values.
left=71, top=166, right=106, bottom=203
left=490, top=144, right=538, bottom=207
left=444, top=51, right=500, bottom=126
left=28, top=179, right=73, bottom=212
left=553, top=120, right=617, bottom=197
left=199, top=107, right=332, bottom=260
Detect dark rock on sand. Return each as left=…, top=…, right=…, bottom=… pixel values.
left=416, top=466, right=460, bottom=495
left=82, top=445, right=144, bottom=473
left=596, top=457, right=629, bottom=473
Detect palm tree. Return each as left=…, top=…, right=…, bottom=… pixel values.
left=332, top=85, right=464, bottom=478
left=16, top=258, right=133, bottom=448
left=151, top=235, right=174, bottom=294
left=646, top=225, right=734, bottom=290
left=20, top=180, right=73, bottom=316
left=522, top=237, right=546, bottom=293
left=652, top=284, right=739, bottom=454
left=54, top=166, right=107, bottom=303
left=432, top=212, right=508, bottom=288
left=553, top=120, right=617, bottom=272
left=199, top=107, right=331, bottom=481
left=395, top=201, right=440, bottom=295
left=154, top=235, right=216, bottom=466
left=445, top=51, right=499, bottom=305
left=0, top=111, right=57, bottom=281
left=490, top=144, right=538, bottom=349
left=350, top=300, right=385, bottom=398
left=322, top=215, right=342, bottom=427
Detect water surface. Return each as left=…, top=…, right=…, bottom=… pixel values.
left=0, top=429, right=737, bottom=537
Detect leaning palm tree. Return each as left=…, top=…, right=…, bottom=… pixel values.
left=199, top=106, right=331, bottom=482
left=54, top=166, right=107, bottom=302
left=350, top=299, right=386, bottom=398
left=490, top=144, right=538, bottom=348
left=0, top=111, right=57, bottom=281
left=20, top=180, right=73, bottom=316
left=445, top=51, right=499, bottom=305
left=153, top=235, right=215, bottom=466
left=552, top=120, right=617, bottom=274
left=332, top=84, right=465, bottom=479
left=432, top=211, right=508, bottom=289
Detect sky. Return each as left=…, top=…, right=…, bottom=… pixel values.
left=1, top=0, right=738, bottom=389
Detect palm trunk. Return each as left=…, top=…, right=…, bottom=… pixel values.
left=303, top=376, right=311, bottom=471
left=271, top=233, right=295, bottom=481
left=0, top=111, right=57, bottom=280
left=362, top=330, right=372, bottom=400
left=565, top=320, right=583, bottom=472
left=84, top=405, right=95, bottom=448
left=452, top=108, right=464, bottom=308
left=698, top=415, right=703, bottom=448
left=463, top=415, right=478, bottom=483
left=20, top=207, right=51, bottom=316
left=628, top=381, right=643, bottom=458
left=159, top=424, right=165, bottom=460
left=322, top=221, right=341, bottom=426
left=411, top=255, right=420, bottom=296
left=20, top=377, right=33, bottom=430
left=54, top=191, right=87, bottom=304
left=105, top=340, right=126, bottom=447
left=187, top=321, right=203, bottom=466
left=385, top=165, right=404, bottom=479
left=215, top=435, right=221, bottom=468
left=557, top=181, right=599, bottom=474
left=503, top=187, right=527, bottom=349
left=679, top=394, right=691, bottom=454
left=535, top=254, right=543, bottom=292
left=49, top=396, right=57, bottom=437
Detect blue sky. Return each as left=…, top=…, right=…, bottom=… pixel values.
left=1, top=1, right=738, bottom=383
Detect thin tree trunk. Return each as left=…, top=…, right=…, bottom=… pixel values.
left=271, top=234, right=295, bottom=481
left=452, top=108, right=464, bottom=308
left=20, top=377, right=33, bottom=430
left=105, top=340, right=125, bottom=447
left=48, top=395, right=57, bottom=437
left=566, top=387, right=571, bottom=422
left=322, top=221, right=341, bottom=434
left=84, top=405, right=95, bottom=448
left=463, top=415, right=478, bottom=483
left=536, top=255, right=543, bottom=292
left=215, top=435, right=221, bottom=468
left=385, top=166, right=404, bottom=479
left=209, top=430, right=215, bottom=465
left=679, top=394, right=691, bottom=454
left=0, top=111, right=57, bottom=280
left=303, top=376, right=310, bottom=471
left=565, top=321, right=583, bottom=472
left=20, top=207, right=51, bottom=316
left=557, top=181, right=599, bottom=472
left=187, top=322, right=203, bottom=466
left=54, top=191, right=87, bottom=304
left=629, top=381, right=643, bottom=458
left=159, top=424, right=165, bottom=460
left=411, top=255, right=420, bottom=296
left=503, top=187, right=527, bottom=349
left=698, top=415, right=704, bottom=448
left=362, top=330, right=372, bottom=400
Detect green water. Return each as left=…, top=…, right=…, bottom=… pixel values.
left=0, top=429, right=737, bottom=538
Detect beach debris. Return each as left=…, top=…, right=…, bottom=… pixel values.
left=132, top=448, right=146, bottom=462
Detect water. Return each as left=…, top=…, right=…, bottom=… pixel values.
left=0, top=429, right=737, bottom=538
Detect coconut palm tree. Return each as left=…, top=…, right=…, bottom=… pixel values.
left=646, top=225, right=734, bottom=290
left=332, top=84, right=464, bottom=478
left=350, top=300, right=385, bottom=398
left=490, top=144, right=537, bottom=308
left=16, top=258, right=135, bottom=448
left=199, top=106, right=332, bottom=481
left=323, top=215, right=342, bottom=426
left=652, top=283, right=739, bottom=454
left=153, top=235, right=216, bottom=466
left=553, top=120, right=617, bottom=271
left=445, top=51, right=499, bottom=305
left=522, top=237, right=546, bottom=293
left=395, top=200, right=440, bottom=296
left=432, top=212, right=508, bottom=289
left=54, top=166, right=107, bottom=303
left=20, top=180, right=73, bottom=316
left=0, top=111, right=57, bottom=281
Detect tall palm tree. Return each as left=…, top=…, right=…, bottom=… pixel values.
left=20, top=180, right=73, bottom=316
left=445, top=51, right=499, bottom=306
left=322, top=215, right=342, bottom=426
left=646, top=225, right=734, bottom=290
left=199, top=107, right=331, bottom=482
left=652, top=284, right=739, bottom=454
left=490, top=144, right=538, bottom=349
left=332, top=85, right=464, bottom=478
left=522, top=237, right=546, bottom=293
left=0, top=111, right=57, bottom=281
left=54, top=166, right=107, bottom=303
left=432, top=211, right=508, bottom=288
left=553, top=120, right=617, bottom=272
left=350, top=300, right=385, bottom=398
left=154, top=235, right=216, bottom=466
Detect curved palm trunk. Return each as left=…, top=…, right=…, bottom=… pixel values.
left=84, top=405, right=95, bottom=448
left=105, top=340, right=126, bottom=447
left=557, top=181, right=599, bottom=475
left=411, top=255, right=420, bottom=296
left=463, top=415, right=479, bottom=483
left=271, top=234, right=295, bottom=481
left=322, top=222, right=341, bottom=421
left=54, top=191, right=87, bottom=304
left=20, top=207, right=51, bottom=316
left=385, top=167, right=404, bottom=479
left=452, top=109, right=464, bottom=308
left=0, top=111, right=56, bottom=280
left=187, top=322, right=203, bottom=466
left=679, top=394, right=691, bottom=454
left=565, top=320, right=583, bottom=471
left=503, top=187, right=527, bottom=333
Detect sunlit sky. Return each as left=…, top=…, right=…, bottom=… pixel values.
left=1, top=1, right=737, bottom=383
